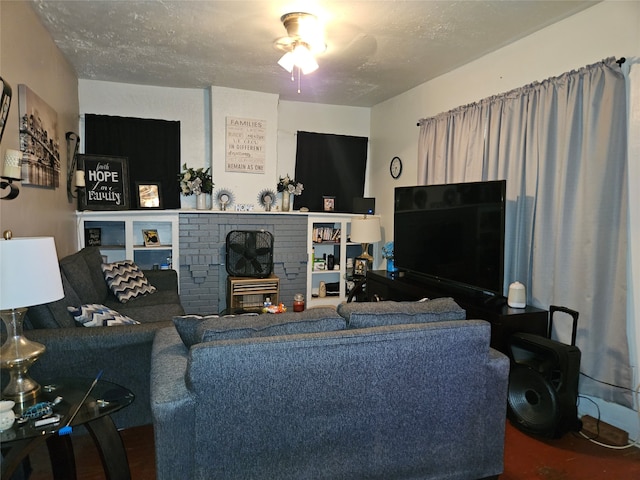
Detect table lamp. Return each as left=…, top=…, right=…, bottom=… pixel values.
left=350, top=215, right=381, bottom=264
left=0, top=233, right=64, bottom=405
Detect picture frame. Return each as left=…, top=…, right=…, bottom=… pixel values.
left=84, top=228, right=101, bottom=246
left=354, top=257, right=369, bottom=277
left=142, top=229, right=160, bottom=246
left=137, top=182, right=162, bottom=209
left=18, top=84, right=60, bottom=189
left=77, top=154, right=130, bottom=210
left=323, top=196, right=335, bottom=212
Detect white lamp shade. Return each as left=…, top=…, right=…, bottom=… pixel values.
left=292, top=44, right=318, bottom=74
left=0, top=237, right=64, bottom=310
left=278, top=44, right=318, bottom=75
left=350, top=217, right=381, bottom=244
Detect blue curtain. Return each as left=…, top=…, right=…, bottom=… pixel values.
left=417, top=58, right=631, bottom=406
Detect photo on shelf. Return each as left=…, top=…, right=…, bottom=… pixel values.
left=142, top=229, right=160, bottom=246
left=323, top=196, right=335, bottom=212
left=137, top=182, right=162, bottom=209
left=354, top=257, right=368, bottom=277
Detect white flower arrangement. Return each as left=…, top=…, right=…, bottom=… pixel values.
left=178, top=164, right=213, bottom=196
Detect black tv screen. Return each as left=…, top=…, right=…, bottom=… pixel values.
left=394, top=180, right=506, bottom=297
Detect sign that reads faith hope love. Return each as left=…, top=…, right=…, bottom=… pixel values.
left=225, top=117, right=266, bottom=174
left=78, top=154, right=130, bottom=210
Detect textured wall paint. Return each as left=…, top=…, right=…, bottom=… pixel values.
left=0, top=1, right=79, bottom=257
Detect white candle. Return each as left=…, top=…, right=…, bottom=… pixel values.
left=2, top=149, right=22, bottom=180
left=75, top=170, right=86, bottom=187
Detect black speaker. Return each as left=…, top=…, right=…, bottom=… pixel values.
left=507, top=306, right=582, bottom=438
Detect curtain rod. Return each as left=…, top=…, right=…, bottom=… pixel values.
left=416, top=57, right=627, bottom=126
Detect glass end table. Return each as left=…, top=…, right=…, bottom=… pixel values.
left=1, top=376, right=134, bottom=480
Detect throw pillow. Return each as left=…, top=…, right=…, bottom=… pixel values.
left=173, top=314, right=235, bottom=347
left=101, top=260, right=156, bottom=303
left=173, top=307, right=346, bottom=348
left=337, top=297, right=466, bottom=328
left=68, top=304, right=140, bottom=327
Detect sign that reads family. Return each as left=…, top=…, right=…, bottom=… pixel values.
left=78, top=154, right=130, bottom=210
left=225, top=117, right=266, bottom=174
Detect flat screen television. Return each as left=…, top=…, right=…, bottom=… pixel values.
left=394, top=180, right=506, bottom=298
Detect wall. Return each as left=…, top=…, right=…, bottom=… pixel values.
left=0, top=1, right=79, bottom=256
left=78, top=80, right=208, bottom=209
left=277, top=101, right=371, bottom=199
left=78, top=83, right=370, bottom=210
left=369, top=0, right=640, bottom=436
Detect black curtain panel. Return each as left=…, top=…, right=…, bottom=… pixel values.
left=294, top=131, right=368, bottom=212
left=84, top=114, right=181, bottom=209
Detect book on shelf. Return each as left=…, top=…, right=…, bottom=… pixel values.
left=313, top=227, right=341, bottom=243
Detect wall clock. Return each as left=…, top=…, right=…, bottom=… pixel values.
left=390, top=156, right=402, bottom=179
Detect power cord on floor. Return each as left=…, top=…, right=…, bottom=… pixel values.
left=577, top=382, right=640, bottom=450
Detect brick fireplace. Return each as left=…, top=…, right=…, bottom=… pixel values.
left=178, top=212, right=308, bottom=314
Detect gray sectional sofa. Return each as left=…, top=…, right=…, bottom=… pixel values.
left=17, top=247, right=185, bottom=429
left=151, top=298, right=510, bottom=480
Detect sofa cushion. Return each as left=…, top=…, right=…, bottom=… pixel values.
left=102, top=261, right=157, bottom=303
left=173, top=307, right=346, bottom=348
left=26, top=270, right=82, bottom=329
left=78, top=247, right=110, bottom=300
left=337, top=297, right=466, bottom=328
left=68, top=303, right=140, bottom=327
left=59, top=249, right=103, bottom=304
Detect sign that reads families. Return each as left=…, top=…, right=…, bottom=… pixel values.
left=225, top=117, right=266, bottom=174
left=78, top=154, right=130, bottom=210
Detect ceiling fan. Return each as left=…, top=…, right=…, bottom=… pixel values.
left=274, top=12, right=326, bottom=92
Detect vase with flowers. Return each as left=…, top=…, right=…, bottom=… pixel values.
left=382, top=241, right=398, bottom=274
left=178, top=164, right=214, bottom=209
left=276, top=174, right=303, bottom=212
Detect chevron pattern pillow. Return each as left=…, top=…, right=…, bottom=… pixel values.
left=68, top=304, right=140, bottom=327
left=101, top=260, right=156, bottom=303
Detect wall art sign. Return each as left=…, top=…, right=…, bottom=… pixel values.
left=225, top=117, right=266, bottom=174
left=18, top=84, right=60, bottom=189
left=78, top=154, right=129, bottom=210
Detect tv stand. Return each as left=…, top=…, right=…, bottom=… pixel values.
left=366, top=270, right=548, bottom=354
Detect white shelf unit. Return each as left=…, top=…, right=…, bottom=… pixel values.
left=306, top=214, right=365, bottom=308
left=76, top=210, right=180, bottom=276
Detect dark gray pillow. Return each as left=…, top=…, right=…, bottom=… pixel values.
left=173, top=307, right=346, bottom=348
left=25, top=270, right=82, bottom=329
left=173, top=314, right=236, bottom=347
left=59, top=250, right=102, bottom=304
left=337, top=297, right=466, bottom=328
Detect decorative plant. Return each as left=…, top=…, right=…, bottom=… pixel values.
left=382, top=241, right=394, bottom=260
left=277, top=174, right=304, bottom=196
left=178, top=164, right=213, bottom=195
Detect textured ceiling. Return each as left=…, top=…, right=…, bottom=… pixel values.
left=29, top=0, right=598, bottom=107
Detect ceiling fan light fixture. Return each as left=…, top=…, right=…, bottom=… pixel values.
left=278, top=52, right=295, bottom=73
left=292, top=43, right=318, bottom=74
left=276, top=12, right=324, bottom=76
left=280, top=12, right=326, bottom=54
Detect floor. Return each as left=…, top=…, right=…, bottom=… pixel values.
left=21, top=421, right=640, bottom=479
